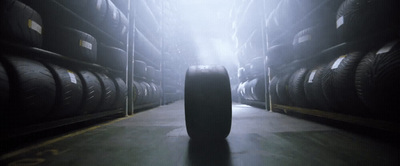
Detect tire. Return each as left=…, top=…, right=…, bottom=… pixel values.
left=94, top=72, right=117, bottom=111
left=249, top=57, right=265, bottom=79
left=355, top=40, right=400, bottom=120
left=44, top=27, right=97, bottom=63
left=336, top=0, right=400, bottom=42
left=303, top=65, right=331, bottom=111
left=111, top=76, right=127, bottom=109
left=0, top=62, right=10, bottom=112
left=133, top=81, right=143, bottom=105
left=111, top=0, right=129, bottom=14
left=56, top=0, right=107, bottom=26
left=103, top=0, right=120, bottom=35
left=249, top=77, right=265, bottom=102
left=134, top=60, right=147, bottom=80
left=45, top=64, right=83, bottom=119
left=97, top=43, right=127, bottom=71
left=141, top=81, right=153, bottom=104
left=276, top=73, right=292, bottom=105
left=77, top=70, right=102, bottom=114
left=0, top=0, right=43, bottom=47
left=292, top=24, right=337, bottom=59
left=185, top=65, right=231, bottom=140
left=237, top=67, right=246, bottom=82
left=266, top=44, right=294, bottom=68
left=1, top=56, right=56, bottom=125
left=244, top=80, right=255, bottom=101
left=117, top=10, right=128, bottom=43
left=146, top=66, right=155, bottom=82
left=154, top=70, right=161, bottom=84
left=321, top=52, right=367, bottom=114
left=269, top=76, right=280, bottom=104
left=288, top=68, right=309, bottom=107
left=149, top=82, right=160, bottom=103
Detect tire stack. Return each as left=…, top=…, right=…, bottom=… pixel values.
left=0, top=0, right=128, bottom=128
left=266, top=0, right=400, bottom=122
left=132, top=60, right=162, bottom=109
left=236, top=56, right=266, bottom=105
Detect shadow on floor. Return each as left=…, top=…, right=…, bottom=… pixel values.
left=186, top=139, right=232, bottom=166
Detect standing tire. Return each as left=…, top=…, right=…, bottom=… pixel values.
left=77, top=70, right=102, bottom=114
left=355, top=40, right=400, bottom=120
left=276, top=73, right=292, bottom=105
left=303, top=65, right=331, bottom=111
left=185, top=65, right=232, bottom=140
left=45, top=64, right=83, bottom=119
left=1, top=56, right=56, bottom=125
left=111, top=76, right=127, bottom=109
left=95, top=72, right=117, bottom=111
left=269, top=76, right=280, bottom=104
left=133, top=81, right=143, bottom=105
left=321, top=52, right=367, bottom=114
left=288, top=68, right=309, bottom=107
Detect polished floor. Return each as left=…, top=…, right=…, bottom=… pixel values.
left=2, top=101, right=399, bottom=166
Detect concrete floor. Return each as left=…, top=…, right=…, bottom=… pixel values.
left=2, top=101, right=399, bottom=166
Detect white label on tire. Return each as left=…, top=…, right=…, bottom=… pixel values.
left=331, top=55, right=347, bottom=69
left=79, top=40, right=92, bottom=50
left=336, top=16, right=344, bottom=29
left=298, top=35, right=312, bottom=43
left=377, top=40, right=398, bottom=54
left=308, top=70, right=317, bottom=83
left=67, top=70, right=77, bottom=84
left=28, top=19, right=42, bottom=34
left=96, top=0, right=102, bottom=10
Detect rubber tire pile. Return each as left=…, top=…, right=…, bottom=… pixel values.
left=132, top=60, right=162, bottom=108
left=236, top=56, right=266, bottom=103
left=0, top=0, right=128, bottom=127
left=266, top=0, right=400, bottom=121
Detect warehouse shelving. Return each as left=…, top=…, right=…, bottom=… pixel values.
left=0, top=0, right=133, bottom=146
left=263, top=0, right=400, bottom=134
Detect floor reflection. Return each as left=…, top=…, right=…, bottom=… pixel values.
left=186, top=139, right=232, bottom=166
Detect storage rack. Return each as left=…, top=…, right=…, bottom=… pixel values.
left=0, top=0, right=132, bottom=145
left=231, top=0, right=278, bottom=108
left=133, top=0, right=162, bottom=110
left=262, top=0, right=400, bottom=133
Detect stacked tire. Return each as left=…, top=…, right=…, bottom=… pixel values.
left=0, top=55, right=126, bottom=126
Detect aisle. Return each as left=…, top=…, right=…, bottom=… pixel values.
left=2, top=101, right=398, bottom=166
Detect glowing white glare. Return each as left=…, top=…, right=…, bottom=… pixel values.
left=177, top=0, right=239, bottom=73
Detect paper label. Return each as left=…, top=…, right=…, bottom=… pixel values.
left=298, top=35, right=312, bottom=43
left=377, top=40, right=398, bottom=54
left=331, top=55, right=347, bottom=69
left=79, top=40, right=92, bottom=50
left=28, top=19, right=42, bottom=34
left=336, top=16, right=344, bottom=29
left=308, top=70, right=317, bottom=83
left=67, top=70, right=77, bottom=84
